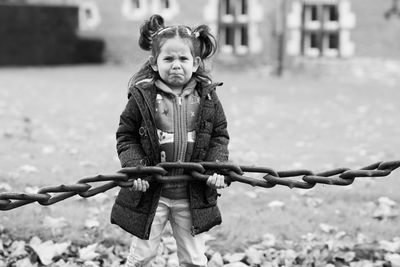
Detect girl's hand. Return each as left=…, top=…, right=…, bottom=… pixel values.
left=206, top=173, right=227, bottom=189
left=132, top=178, right=150, bottom=192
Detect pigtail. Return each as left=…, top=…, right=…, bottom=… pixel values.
left=138, top=14, right=165, bottom=51
left=192, top=25, right=218, bottom=60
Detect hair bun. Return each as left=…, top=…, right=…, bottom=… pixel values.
left=139, top=14, right=165, bottom=51
left=192, top=25, right=218, bottom=60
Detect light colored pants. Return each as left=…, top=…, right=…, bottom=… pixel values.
left=125, top=197, right=208, bottom=267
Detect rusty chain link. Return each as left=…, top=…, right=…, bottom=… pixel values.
left=1, top=160, right=399, bottom=211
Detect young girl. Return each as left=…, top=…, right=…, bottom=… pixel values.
left=110, top=14, right=229, bottom=267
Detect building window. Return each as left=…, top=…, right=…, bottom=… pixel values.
left=79, top=1, right=101, bottom=31
left=218, top=0, right=249, bottom=55
left=122, top=0, right=148, bottom=21
left=161, top=0, right=170, bottom=9
left=301, top=2, right=341, bottom=57
left=132, top=0, right=140, bottom=8
left=287, top=0, right=355, bottom=58
left=152, top=0, right=179, bottom=20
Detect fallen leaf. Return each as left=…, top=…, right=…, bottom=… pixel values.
left=24, top=186, right=40, bottom=194
left=84, top=218, right=100, bottom=229
left=10, top=240, right=27, bottom=257
left=378, top=196, right=397, bottom=207
left=223, top=252, right=246, bottom=263
left=319, top=223, right=338, bottom=234
left=305, top=197, right=323, bottom=207
left=29, top=240, right=62, bottom=265
left=0, top=239, right=4, bottom=253
left=245, top=246, right=262, bottom=265
left=379, top=239, right=400, bottom=253
left=261, top=233, right=276, bottom=248
left=18, top=165, right=39, bottom=173
left=81, top=261, right=99, bottom=267
left=41, top=146, right=55, bottom=155
left=79, top=243, right=99, bottom=261
left=384, top=253, right=400, bottom=267
left=0, top=182, right=12, bottom=192
left=268, top=200, right=285, bottom=209
left=42, top=216, right=69, bottom=230
left=373, top=204, right=398, bottom=220
left=15, top=257, right=37, bottom=267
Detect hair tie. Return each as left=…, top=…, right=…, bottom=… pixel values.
left=152, top=26, right=173, bottom=37
left=193, top=31, right=200, bottom=38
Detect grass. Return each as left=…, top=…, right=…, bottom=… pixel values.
left=0, top=64, right=399, bottom=252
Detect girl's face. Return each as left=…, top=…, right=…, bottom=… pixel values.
left=151, top=37, right=200, bottom=91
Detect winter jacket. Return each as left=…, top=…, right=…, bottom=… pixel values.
left=110, top=78, right=229, bottom=240
left=153, top=78, right=200, bottom=199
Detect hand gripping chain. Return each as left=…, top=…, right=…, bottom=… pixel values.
left=0, top=160, right=399, bottom=211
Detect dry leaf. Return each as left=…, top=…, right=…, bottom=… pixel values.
left=268, top=200, right=285, bottom=209
left=319, top=223, right=338, bottom=233
left=42, top=216, right=69, bottom=229
left=18, top=165, right=39, bottom=173
left=0, top=182, right=12, bottom=192
left=29, top=239, right=70, bottom=265
left=10, top=240, right=27, bottom=257
left=84, top=218, right=100, bottom=229
left=79, top=243, right=99, bottom=261
left=15, top=257, right=37, bottom=267
left=379, top=239, right=400, bottom=253
left=384, top=253, right=400, bottom=267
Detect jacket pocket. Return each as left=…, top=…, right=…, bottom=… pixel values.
left=205, top=186, right=218, bottom=205
left=130, top=190, right=143, bottom=208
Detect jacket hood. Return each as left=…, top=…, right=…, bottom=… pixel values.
left=154, top=78, right=197, bottom=97
left=127, top=76, right=222, bottom=99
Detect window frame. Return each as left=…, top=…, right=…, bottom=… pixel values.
left=301, top=2, right=341, bottom=57
left=121, top=0, right=148, bottom=21
left=218, top=0, right=250, bottom=55
left=78, top=1, right=101, bottom=31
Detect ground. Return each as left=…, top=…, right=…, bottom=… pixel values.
left=0, top=63, right=399, bottom=255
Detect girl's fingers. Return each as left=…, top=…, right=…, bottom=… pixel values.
left=206, top=174, right=227, bottom=189
left=215, top=175, right=222, bottom=188
left=132, top=178, right=149, bottom=192
left=133, top=179, right=139, bottom=191
left=143, top=180, right=150, bottom=191
left=137, top=178, right=143, bottom=191
left=217, top=175, right=226, bottom=189
left=206, top=175, right=215, bottom=186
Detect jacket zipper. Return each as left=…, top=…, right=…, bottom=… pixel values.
left=174, top=96, right=186, bottom=163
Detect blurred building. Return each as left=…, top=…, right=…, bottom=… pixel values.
left=1, top=0, right=400, bottom=72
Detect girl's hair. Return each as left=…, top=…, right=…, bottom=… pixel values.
left=130, top=14, right=218, bottom=86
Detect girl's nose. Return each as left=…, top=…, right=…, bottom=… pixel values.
left=171, top=61, right=181, bottom=69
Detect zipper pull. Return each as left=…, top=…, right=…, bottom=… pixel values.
left=177, top=96, right=182, bottom=105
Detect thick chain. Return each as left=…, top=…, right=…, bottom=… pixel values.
left=1, top=160, right=399, bottom=211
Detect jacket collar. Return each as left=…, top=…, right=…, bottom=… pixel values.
left=128, top=76, right=222, bottom=99
left=155, top=78, right=197, bottom=97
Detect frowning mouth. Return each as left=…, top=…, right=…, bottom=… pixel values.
left=169, top=73, right=183, bottom=77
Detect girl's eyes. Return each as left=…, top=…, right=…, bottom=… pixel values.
left=162, top=56, right=189, bottom=62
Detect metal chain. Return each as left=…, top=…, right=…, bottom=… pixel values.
left=1, top=160, right=399, bottom=211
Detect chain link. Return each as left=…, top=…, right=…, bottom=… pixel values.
left=1, top=160, right=399, bottom=211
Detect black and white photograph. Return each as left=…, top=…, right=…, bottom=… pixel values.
left=1, top=0, right=400, bottom=266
